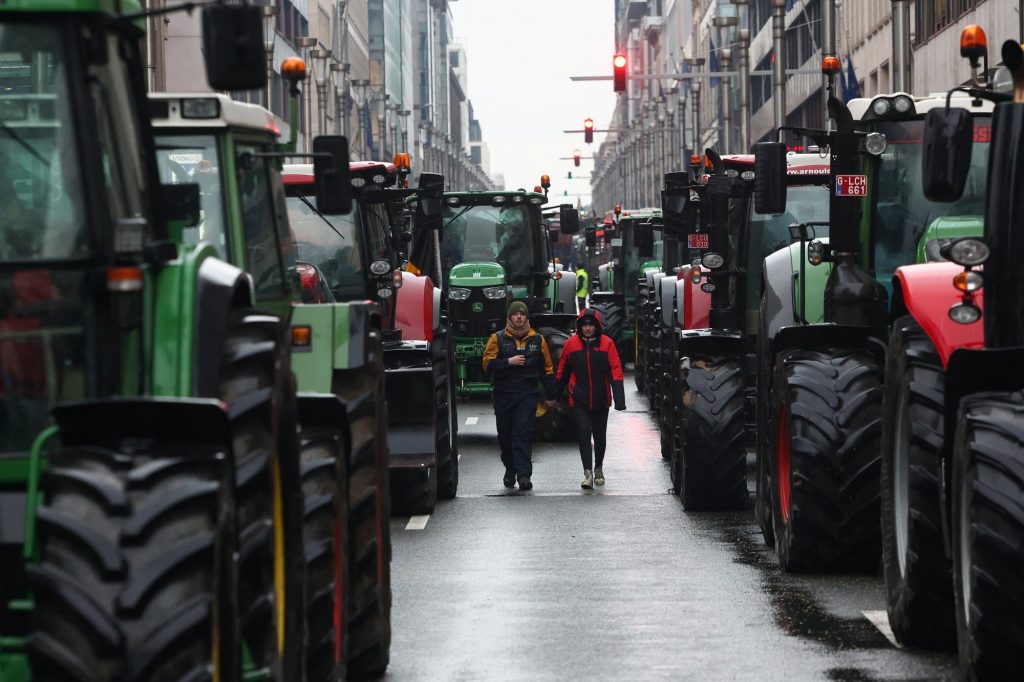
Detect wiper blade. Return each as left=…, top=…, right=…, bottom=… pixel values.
left=443, top=205, right=472, bottom=231
left=299, top=195, right=346, bottom=240
left=0, top=121, right=48, bottom=168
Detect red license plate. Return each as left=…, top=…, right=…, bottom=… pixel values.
left=835, top=174, right=867, bottom=197
left=688, top=233, right=709, bottom=249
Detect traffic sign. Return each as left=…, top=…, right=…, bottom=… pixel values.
left=835, top=175, right=867, bottom=197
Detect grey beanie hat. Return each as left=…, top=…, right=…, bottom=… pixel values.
left=507, top=300, right=529, bottom=318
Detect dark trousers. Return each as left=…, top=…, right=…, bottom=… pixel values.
left=495, top=392, right=538, bottom=478
left=577, top=296, right=586, bottom=312
left=573, top=404, right=609, bottom=470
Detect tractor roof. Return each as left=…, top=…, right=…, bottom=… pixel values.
left=721, top=153, right=830, bottom=179
left=282, top=161, right=398, bottom=189
left=847, top=90, right=995, bottom=120
left=149, top=94, right=280, bottom=136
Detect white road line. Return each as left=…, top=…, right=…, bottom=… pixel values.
left=405, top=515, right=430, bottom=531
left=862, top=610, right=901, bottom=648
left=465, top=416, right=479, bottom=425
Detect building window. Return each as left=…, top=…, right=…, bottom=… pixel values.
left=915, top=0, right=980, bottom=46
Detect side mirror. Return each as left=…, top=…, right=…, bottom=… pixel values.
left=636, top=222, right=655, bottom=258
left=753, top=142, right=787, bottom=214
left=313, top=136, right=352, bottom=215
left=662, top=171, right=690, bottom=236
left=549, top=228, right=558, bottom=243
left=160, top=183, right=201, bottom=228
left=922, top=107, right=973, bottom=202
left=202, top=5, right=266, bottom=92
left=585, top=226, right=597, bottom=247
left=559, top=204, right=580, bottom=234
left=415, top=172, right=445, bottom=231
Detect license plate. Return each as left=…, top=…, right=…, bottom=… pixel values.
left=835, top=174, right=867, bottom=197
left=688, top=233, right=709, bottom=249
left=611, top=238, right=623, bottom=246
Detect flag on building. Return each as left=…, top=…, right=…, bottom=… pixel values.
left=709, top=37, right=721, bottom=88
left=842, top=55, right=861, bottom=101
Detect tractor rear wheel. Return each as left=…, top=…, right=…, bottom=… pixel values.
left=591, top=299, right=625, bottom=358
left=432, top=327, right=459, bottom=500
left=534, top=326, right=576, bottom=441
left=332, top=332, right=392, bottom=678
left=221, top=310, right=305, bottom=680
left=952, top=392, right=1024, bottom=681
left=300, top=425, right=350, bottom=681
left=881, top=317, right=955, bottom=648
left=770, top=349, right=882, bottom=572
left=678, top=355, right=748, bottom=511
left=29, top=440, right=240, bottom=682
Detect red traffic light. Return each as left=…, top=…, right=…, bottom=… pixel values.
left=584, top=117, right=594, bottom=144
left=613, top=53, right=627, bottom=92
left=573, top=149, right=581, bottom=167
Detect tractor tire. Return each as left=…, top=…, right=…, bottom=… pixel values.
left=951, top=392, right=1024, bottom=682
left=755, top=294, right=776, bottom=549
left=221, top=310, right=305, bottom=681
left=534, top=326, right=576, bottom=442
left=880, top=317, right=955, bottom=648
left=332, top=332, right=392, bottom=678
left=300, top=425, right=349, bottom=681
left=770, top=348, right=883, bottom=572
left=634, top=284, right=649, bottom=391
left=590, top=299, right=625, bottom=358
left=678, top=355, right=748, bottom=511
left=432, top=328, right=459, bottom=500
left=28, top=440, right=240, bottom=682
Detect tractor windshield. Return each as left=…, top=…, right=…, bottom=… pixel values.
left=441, top=203, right=539, bottom=286
left=749, top=184, right=832, bottom=259
left=154, top=134, right=228, bottom=258
left=0, top=25, right=87, bottom=261
left=871, top=116, right=990, bottom=284
left=287, top=195, right=369, bottom=300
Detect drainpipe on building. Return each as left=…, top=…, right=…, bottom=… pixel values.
left=738, top=27, right=751, bottom=152
left=691, top=81, right=701, bottom=153
left=721, top=47, right=733, bottom=152
left=772, top=0, right=787, bottom=133
left=891, top=0, right=912, bottom=93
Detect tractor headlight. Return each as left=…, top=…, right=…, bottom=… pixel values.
left=871, top=98, right=892, bottom=117
left=864, top=132, right=887, bottom=156
left=449, top=287, right=471, bottom=300
left=700, top=252, right=724, bottom=269
left=948, top=238, right=990, bottom=267
left=893, top=95, right=914, bottom=114
left=369, top=259, right=391, bottom=275
left=949, top=302, right=981, bottom=324
left=483, top=286, right=506, bottom=300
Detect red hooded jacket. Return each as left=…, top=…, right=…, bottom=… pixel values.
left=556, top=308, right=625, bottom=410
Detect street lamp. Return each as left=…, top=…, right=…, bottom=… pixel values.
left=352, top=79, right=370, bottom=158
left=296, top=36, right=318, bottom=149
left=309, top=46, right=331, bottom=136
left=261, top=4, right=279, bottom=109
left=330, top=61, right=348, bottom=136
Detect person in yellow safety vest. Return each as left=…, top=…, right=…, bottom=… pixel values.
left=575, top=265, right=589, bottom=312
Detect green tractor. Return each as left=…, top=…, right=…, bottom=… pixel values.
left=0, top=4, right=345, bottom=680
left=752, top=88, right=992, bottom=572
left=148, top=91, right=396, bottom=677
left=591, top=208, right=663, bottom=364
left=431, top=190, right=580, bottom=438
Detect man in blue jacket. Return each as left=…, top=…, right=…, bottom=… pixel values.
left=482, top=301, right=559, bottom=490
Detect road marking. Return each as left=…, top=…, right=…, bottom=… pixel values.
left=862, top=610, right=902, bottom=648
left=465, top=416, right=479, bottom=425
left=405, top=515, right=430, bottom=530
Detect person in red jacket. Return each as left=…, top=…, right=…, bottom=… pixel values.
left=556, top=308, right=625, bottom=488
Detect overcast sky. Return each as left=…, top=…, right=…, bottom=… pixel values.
left=452, top=0, right=616, bottom=204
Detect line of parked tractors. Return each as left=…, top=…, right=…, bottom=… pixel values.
left=579, top=26, right=1021, bottom=682
left=0, top=3, right=596, bottom=682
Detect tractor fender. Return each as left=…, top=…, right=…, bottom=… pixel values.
left=760, top=248, right=797, bottom=342
left=195, top=257, right=255, bottom=398
left=382, top=342, right=437, bottom=469
left=432, top=286, right=443, bottom=332
left=555, top=272, right=577, bottom=313
left=675, top=328, right=747, bottom=358
left=658, top=275, right=676, bottom=329
left=679, top=267, right=710, bottom=330
left=598, top=262, right=611, bottom=291
left=393, top=271, right=434, bottom=342
left=768, top=323, right=881, bottom=363
left=53, top=398, right=233, bottom=451
left=296, top=392, right=352, bottom=461
left=645, top=269, right=661, bottom=289
left=892, top=262, right=984, bottom=369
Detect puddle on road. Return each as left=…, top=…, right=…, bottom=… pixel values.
left=715, top=519, right=891, bottom=653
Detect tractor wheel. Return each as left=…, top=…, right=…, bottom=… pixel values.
left=755, top=295, right=776, bottom=548
left=634, top=286, right=648, bottom=391
left=534, top=326, right=576, bottom=441
left=770, top=349, right=882, bottom=572
left=300, top=425, right=350, bottom=681
left=590, top=299, right=625, bottom=357
left=28, top=440, right=240, bottom=682
left=880, top=317, right=955, bottom=648
left=951, top=393, right=1024, bottom=681
left=678, top=355, right=748, bottom=511
left=332, top=332, right=392, bottom=678
left=221, top=310, right=305, bottom=681
left=432, top=328, right=459, bottom=500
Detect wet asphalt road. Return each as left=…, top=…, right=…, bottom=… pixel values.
left=385, top=375, right=957, bottom=681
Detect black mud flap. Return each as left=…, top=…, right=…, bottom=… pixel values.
left=296, top=392, right=352, bottom=457
left=383, top=345, right=438, bottom=469
left=53, top=398, right=233, bottom=449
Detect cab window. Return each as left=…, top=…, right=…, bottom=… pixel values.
left=237, top=145, right=285, bottom=299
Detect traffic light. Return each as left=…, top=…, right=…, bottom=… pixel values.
left=584, top=117, right=594, bottom=144
left=573, top=149, right=581, bottom=167
left=613, top=53, right=627, bottom=92
left=568, top=171, right=573, bottom=179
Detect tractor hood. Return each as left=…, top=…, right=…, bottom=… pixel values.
left=449, top=262, right=506, bottom=287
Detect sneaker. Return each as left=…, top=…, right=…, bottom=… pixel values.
left=594, top=467, right=605, bottom=486
left=518, top=476, right=533, bottom=491
left=581, top=470, right=594, bottom=489
left=503, top=468, right=517, bottom=489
